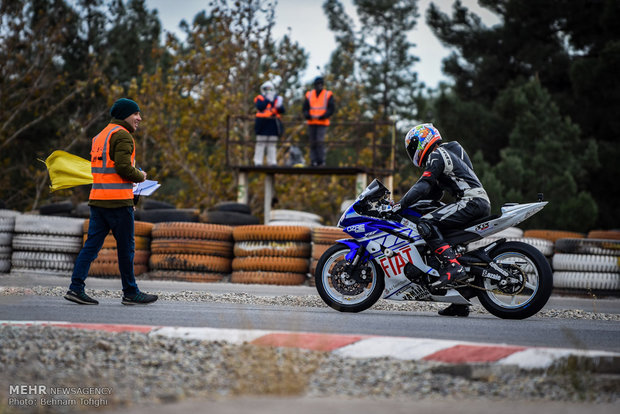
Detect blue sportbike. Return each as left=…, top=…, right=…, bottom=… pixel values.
left=315, top=179, right=553, bottom=319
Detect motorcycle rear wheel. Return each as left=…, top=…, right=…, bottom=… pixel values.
left=315, top=244, right=384, bottom=313
left=476, top=241, right=553, bottom=319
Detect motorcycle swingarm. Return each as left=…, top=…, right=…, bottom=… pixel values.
left=459, top=238, right=514, bottom=281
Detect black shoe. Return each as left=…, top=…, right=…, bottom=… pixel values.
left=122, top=292, right=158, bottom=305
left=64, top=290, right=99, bottom=305
left=438, top=304, right=470, bottom=317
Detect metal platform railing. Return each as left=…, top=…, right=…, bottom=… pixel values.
left=225, top=115, right=396, bottom=222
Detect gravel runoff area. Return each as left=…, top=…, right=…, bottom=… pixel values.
left=1, top=324, right=618, bottom=413
left=1, top=287, right=619, bottom=412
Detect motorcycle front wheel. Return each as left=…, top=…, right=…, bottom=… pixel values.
left=476, top=241, right=553, bottom=319
left=315, top=244, right=385, bottom=313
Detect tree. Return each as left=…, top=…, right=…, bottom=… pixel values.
left=486, top=79, right=598, bottom=231
left=355, top=0, right=420, bottom=120
left=0, top=0, right=94, bottom=209
left=134, top=1, right=310, bottom=212
left=426, top=0, right=616, bottom=229
left=105, top=0, right=163, bottom=88
left=322, top=0, right=422, bottom=121
left=0, top=0, right=167, bottom=211
left=323, top=0, right=357, bottom=83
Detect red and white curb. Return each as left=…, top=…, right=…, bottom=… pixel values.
left=2, top=321, right=618, bottom=370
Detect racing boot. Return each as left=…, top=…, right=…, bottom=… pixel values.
left=430, top=244, right=467, bottom=288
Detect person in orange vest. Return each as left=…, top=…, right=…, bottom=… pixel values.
left=254, top=81, right=285, bottom=166
left=302, top=77, right=335, bottom=166
left=64, top=98, right=158, bottom=306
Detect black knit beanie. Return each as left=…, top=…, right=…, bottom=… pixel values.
left=110, top=98, right=140, bottom=120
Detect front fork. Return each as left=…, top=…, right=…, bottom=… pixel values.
left=339, top=239, right=371, bottom=284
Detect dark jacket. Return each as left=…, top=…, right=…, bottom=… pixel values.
left=254, top=95, right=285, bottom=136
left=89, top=119, right=144, bottom=208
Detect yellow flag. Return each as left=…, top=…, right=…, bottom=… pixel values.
left=42, top=150, right=93, bottom=192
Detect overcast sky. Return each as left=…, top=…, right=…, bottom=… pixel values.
left=145, top=0, right=499, bottom=87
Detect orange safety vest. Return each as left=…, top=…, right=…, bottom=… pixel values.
left=306, top=89, right=332, bottom=126
left=254, top=95, right=281, bottom=118
left=89, top=123, right=135, bottom=200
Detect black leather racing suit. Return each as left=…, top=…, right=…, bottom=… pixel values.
left=400, top=141, right=491, bottom=248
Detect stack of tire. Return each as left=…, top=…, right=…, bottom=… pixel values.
left=522, top=229, right=585, bottom=257
left=201, top=201, right=259, bottom=226
left=148, top=222, right=233, bottom=282
left=231, top=225, right=311, bottom=285
left=467, top=227, right=555, bottom=257
left=309, top=226, right=347, bottom=286
left=0, top=210, right=21, bottom=273
left=82, top=220, right=153, bottom=278
left=10, top=215, right=84, bottom=277
left=268, top=209, right=323, bottom=227
left=552, top=230, right=620, bottom=293
left=39, top=200, right=75, bottom=217
left=137, top=199, right=200, bottom=223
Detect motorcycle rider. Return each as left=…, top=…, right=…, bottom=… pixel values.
left=392, top=123, right=491, bottom=317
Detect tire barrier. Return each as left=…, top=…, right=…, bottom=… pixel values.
left=153, top=239, right=233, bottom=257
left=587, top=230, right=620, bottom=240
left=552, top=237, right=620, bottom=293
left=10, top=215, right=85, bottom=277
left=231, top=225, right=311, bottom=285
left=268, top=209, right=323, bottom=227
left=522, top=229, right=585, bottom=243
left=82, top=219, right=153, bottom=278
left=555, top=238, right=620, bottom=256
left=233, top=241, right=310, bottom=258
left=141, top=199, right=176, bottom=210
left=74, top=202, right=90, bottom=218
left=232, top=225, right=311, bottom=242
left=0, top=210, right=20, bottom=273
left=136, top=208, right=200, bottom=223
left=211, top=201, right=252, bottom=215
left=552, top=272, right=620, bottom=291
left=310, top=226, right=347, bottom=286
left=148, top=222, right=233, bottom=282
left=552, top=253, right=619, bottom=273
left=39, top=200, right=74, bottom=216
left=202, top=201, right=259, bottom=226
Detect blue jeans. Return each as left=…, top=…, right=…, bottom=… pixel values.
left=70, top=206, right=139, bottom=296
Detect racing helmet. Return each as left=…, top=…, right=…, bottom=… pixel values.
left=404, top=123, right=442, bottom=167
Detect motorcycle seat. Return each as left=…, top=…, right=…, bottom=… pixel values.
left=442, top=214, right=499, bottom=245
